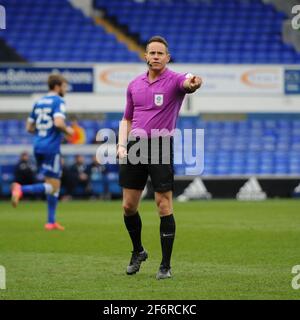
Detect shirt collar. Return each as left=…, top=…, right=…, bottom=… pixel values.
left=142, top=67, right=170, bottom=83
left=47, top=91, right=58, bottom=96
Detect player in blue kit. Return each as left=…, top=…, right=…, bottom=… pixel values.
left=11, top=74, right=74, bottom=231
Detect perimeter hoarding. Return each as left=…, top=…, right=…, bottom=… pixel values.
left=94, top=64, right=284, bottom=96
left=0, top=67, right=94, bottom=94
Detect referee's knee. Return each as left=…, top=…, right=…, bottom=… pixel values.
left=122, top=203, right=138, bottom=216
left=158, top=204, right=171, bottom=216
left=156, top=198, right=172, bottom=216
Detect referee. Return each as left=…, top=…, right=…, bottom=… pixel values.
left=118, top=36, right=202, bottom=279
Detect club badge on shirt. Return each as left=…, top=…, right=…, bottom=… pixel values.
left=154, top=94, right=164, bottom=107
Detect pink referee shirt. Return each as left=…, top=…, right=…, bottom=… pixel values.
left=124, top=68, right=187, bottom=137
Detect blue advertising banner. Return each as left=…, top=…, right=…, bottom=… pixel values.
left=285, top=69, right=300, bottom=94
left=0, top=67, right=94, bottom=94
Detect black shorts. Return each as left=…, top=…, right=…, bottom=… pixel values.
left=119, top=137, right=174, bottom=192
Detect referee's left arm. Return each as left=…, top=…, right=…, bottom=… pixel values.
left=118, top=83, right=134, bottom=158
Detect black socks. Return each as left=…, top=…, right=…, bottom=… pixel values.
left=124, top=212, right=143, bottom=253
left=124, top=212, right=176, bottom=268
left=160, top=214, right=176, bottom=269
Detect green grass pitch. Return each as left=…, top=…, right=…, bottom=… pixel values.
left=0, top=199, right=300, bottom=300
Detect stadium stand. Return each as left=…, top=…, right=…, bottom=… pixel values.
left=176, top=114, right=300, bottom=176
left=0, top=0, right=140, bottom=62
left=94, top=0, right=300, bottom=63
left=0, top=0, right=299, bottom=198
left=1, top=113, right=300, bottom=197
left=1, top=0, right=299, bottom=63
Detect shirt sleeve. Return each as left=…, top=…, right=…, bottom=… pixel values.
left=176, top=73, right=189, bottom=93
left=123, top=84, right=134, bottom=120
left=53, top=98, right=66, bottom=119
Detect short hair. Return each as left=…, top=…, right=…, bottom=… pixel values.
left=48, top=74, right=67, bottom=90
left=146, top=36, right=169, bottom=52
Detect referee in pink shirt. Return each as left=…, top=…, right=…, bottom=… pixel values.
left=118, top=36, right=202, bottom=280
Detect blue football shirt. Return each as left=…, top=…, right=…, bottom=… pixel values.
left=28, top=94, right=66, bottom=154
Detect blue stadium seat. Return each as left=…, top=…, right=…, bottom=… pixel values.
left=1, top=165, right=15, bottom=190
left=91, top=181, right=105, bottom=195
left=1, top=0, right=140, bottom=62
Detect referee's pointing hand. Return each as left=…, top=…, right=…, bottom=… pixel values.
left=188, top=75, right=202, bottom=91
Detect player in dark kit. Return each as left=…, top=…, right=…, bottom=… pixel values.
left=118, top=36, right=202, bottom=279
left=11, top=74, right=74, bottom=230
